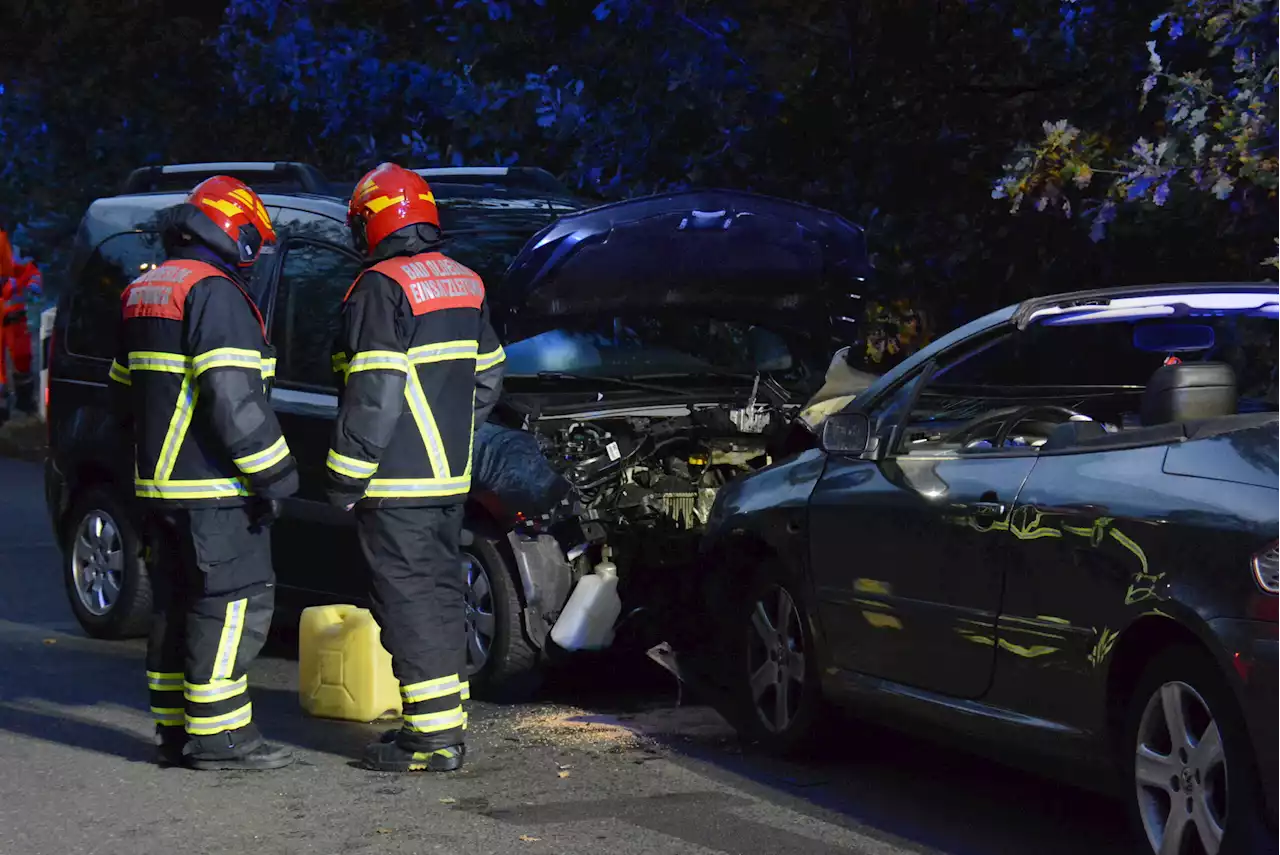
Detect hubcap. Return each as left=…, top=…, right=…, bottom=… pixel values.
left=463, top=552, right=496, bottom=676
left=70, top=510, right=125, bottom=617
left=1135, top=680, right=1228, bottom=855
left=746, top=584, right=806, bottom=733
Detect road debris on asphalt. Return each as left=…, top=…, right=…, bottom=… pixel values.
left=513, top=706, right=644, bottom=749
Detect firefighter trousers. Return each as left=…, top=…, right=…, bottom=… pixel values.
left=144, top=506, right=275, bottom=749
left=356, top=504, right=469, bottom=751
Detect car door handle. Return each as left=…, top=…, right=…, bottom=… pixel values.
left=970, top=501, right=1007, bottom=518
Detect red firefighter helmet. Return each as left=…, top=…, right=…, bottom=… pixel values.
left=183, top=176, right=277, bottom=267
left=348, top=163, right=440, bottom=255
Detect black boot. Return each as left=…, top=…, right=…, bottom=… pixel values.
left=184, top=726, right=294, bottom=771
left=153, top=725, right=187, bottom=767
left=362, top=737, right=464, bottom=773
left=377, top=727, right=467, bottom=758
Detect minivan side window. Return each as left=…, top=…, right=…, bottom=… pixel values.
left=66, top=231, right=164, bottom=360
left=274, top=241, right=364, bottom=390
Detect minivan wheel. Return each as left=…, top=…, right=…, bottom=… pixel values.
left=1125, top=645, right=1270, bottom=855
left=63, top=487, right=151, bottom=639
left=463, top=529, right=542, bottom=702
left=724, top=562, right=822, bottom=755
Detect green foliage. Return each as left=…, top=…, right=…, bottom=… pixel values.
left=995, top=0, right=1277, bottom=270
left=0, top=0, right=1275, bottom=335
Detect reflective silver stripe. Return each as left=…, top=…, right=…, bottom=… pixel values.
left=147, top=671, right=184, bottom=692
left=346, top=350, right=409, bottom=374
left=326, top=449, right=377, bottom=479
left=186, top=703, right=253, bottom=736
left=154, top=376, right=197, bottom=482
left=212, top=599, right=247, bottom=681
left=408, top=340, right=478, bottom=365
left=184, top=675, right=248, bottom=703
left=401, top=675, right=461, bottom=703
left=109, top=360, right=132, bottom=385
left=128, top=352, right=190, bottom=373
left=234, top=436, right=290, bottom=475
left=192, top=347, right=263, bottom=377
left=134, top=479, right=251, bottom=499
left=364, top=476, right=471, bottom=498
left=403, top=705, right=466, bottom=734
left=151, top=707, right=184, bottom=727
left=404, top=371, right=451, bottom=479
left=476, top=346, right=505, bottom=371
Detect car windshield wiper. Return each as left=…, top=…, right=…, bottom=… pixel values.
left=533, top=372, right=694, bottom=397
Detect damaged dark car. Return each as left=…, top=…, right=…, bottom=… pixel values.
left=43, top=165, right=873, bottom=703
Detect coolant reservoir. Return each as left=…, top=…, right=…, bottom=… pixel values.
left=550, top=554, right=622, bottom=651
left=299, top=605, right=402, bottom=722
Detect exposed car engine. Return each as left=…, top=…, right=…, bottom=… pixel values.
left=534, top=401, right=782, bottom=534
left=472, top=383, right=807, bottom=655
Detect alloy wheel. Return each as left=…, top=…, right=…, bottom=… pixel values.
left=463, top=552, right=496, bottom=675
left=1135, top=680, right=1228, bottom=855
left=70, top=510, right=124, bottom=617
left=746, top=584, right=807, bottom=734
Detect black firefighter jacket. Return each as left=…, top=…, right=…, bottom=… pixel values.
left=325, top=248, right=505, bottom=508
left=109, top=255, right=299, bottom=506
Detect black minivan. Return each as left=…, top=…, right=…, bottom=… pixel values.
left=44, top=161, right=871, bottom=698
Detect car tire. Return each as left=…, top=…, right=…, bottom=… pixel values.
left=62, top=486, right=151, bottom=639
left=1124, top=644, right=1272, bottom=855
left=464, top=528, right=542, bottom=703
left=722, top=558, right=823, bottom=756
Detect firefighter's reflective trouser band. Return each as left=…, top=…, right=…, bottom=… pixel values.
left=357, top=504, right=467, bottom=751
left=144, top=507, right=274, bottom=742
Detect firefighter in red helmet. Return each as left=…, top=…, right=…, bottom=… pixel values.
left=327, top=163, right=505, bottom=772
left=108, top=176, right=299, bottom=770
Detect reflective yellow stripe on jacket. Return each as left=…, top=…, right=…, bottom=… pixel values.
left=326, top=449, right=378, bottom=480
left=234, top=436, right=289, bottom=475
left=154, top=376, right=197, bottom=482
left=192, top=347, right=266, bottom=378
left=345, top=350, right=410, bottom=376
left=404, top=372, right=451, bottom=480
left=408, top=340, right=478, bottom=365
left=476, top=345, right=505, bottom=371
left=135, top=478, right=251, bottom=500
left=127, top=348, right=277, bottom=499
left=109, top=359, right=132, bottom=385
left=363, top=476, right=471, bottom=499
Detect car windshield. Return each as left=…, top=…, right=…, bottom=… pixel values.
left=503, top=315, right=814, bottom=382
left=436, top=203, right=568, bottom=286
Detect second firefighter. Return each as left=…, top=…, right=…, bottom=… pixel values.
left=326, top=163, right=505, bottom=772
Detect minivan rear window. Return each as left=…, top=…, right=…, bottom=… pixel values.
left=66, top=231, right=164, bottom=360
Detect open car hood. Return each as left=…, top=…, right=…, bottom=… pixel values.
left=498, top=189, right=870, bottom=345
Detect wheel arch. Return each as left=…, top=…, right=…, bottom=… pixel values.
left=699, top=528, right=826, bottom=665
left=1104, top=614, right=1213, bottom=757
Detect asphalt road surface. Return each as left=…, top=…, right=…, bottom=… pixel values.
left=0, top=456, right=1140, bottom=855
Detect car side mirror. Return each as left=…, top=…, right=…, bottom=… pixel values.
left=820, top=412, right=871, bottom=456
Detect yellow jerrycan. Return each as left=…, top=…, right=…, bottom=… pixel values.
left=299, top=605, right=402, bottom=722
